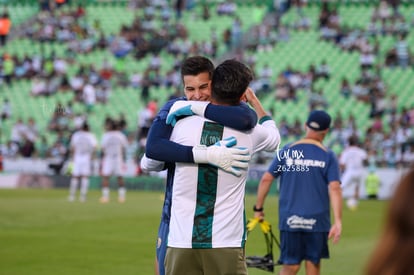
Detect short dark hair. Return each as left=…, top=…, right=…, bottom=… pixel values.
left=348, top=135, right=359, bottom=146
left=180, top=56, right=214, bottom=80
left=82, top=122, right=89, bottom=131
left=105, top=118, right=118, bottom=131
left=211, top=59, right=253, bottom=105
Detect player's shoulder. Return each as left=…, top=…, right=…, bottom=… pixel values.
left=156, top=96, right=187, bottom=120
left=289, top=139, right=323, bottom=148
left=71, top=130, right=82, bottom=138
left=174, top=114, right=205, bottom=129
left=160, top=96, right=187, bottom=112
left=101, top=131, right=110, bottom=139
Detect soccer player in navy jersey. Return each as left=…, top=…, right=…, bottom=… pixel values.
left=254, top=110, right=342, bottom=275
left=141, top=56, right=259, bottom=275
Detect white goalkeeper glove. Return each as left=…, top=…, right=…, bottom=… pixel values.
left=192, top=136, right=250, bottom=177
left=166, top=100, right=209, bottom=126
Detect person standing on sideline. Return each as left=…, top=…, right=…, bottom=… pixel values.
left=0, top=12, right=11, bottom=47
left=365, top=166, right=381, bottom=199
left=339, top=135, right=367, bottom=210
left=68, top=122, right=97, bottom=202
left=99, top=119, right=128, bottom=203
left=254, top=110, right=342, bottom=275
left=155, top=59, right=280, bottom=275
left=141, top=56, right=258, bottom=275
left=365, top=165, right=414, bottom=275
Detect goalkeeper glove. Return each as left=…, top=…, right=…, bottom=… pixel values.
left=166, top=100, right=209, bottom=126
left=192, top=136, right=250, bottom=177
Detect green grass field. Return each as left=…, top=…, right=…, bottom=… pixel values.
left=0, top=188, right=387, bottom=275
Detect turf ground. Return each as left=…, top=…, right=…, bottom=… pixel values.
left=0, top=188, right=387, bottom=275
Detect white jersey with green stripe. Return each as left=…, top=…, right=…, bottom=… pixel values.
left=167, top=115, right=280, bottom=249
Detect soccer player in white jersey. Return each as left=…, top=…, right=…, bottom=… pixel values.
left=99, top=119, right=129, bottom=203
left=162, top=59, right=280, bottom=275
left=68, top=122, right=97, bottom=202
left=141, top=56, right=258, bottom=275
left=339, top=135, right=368, bottom=210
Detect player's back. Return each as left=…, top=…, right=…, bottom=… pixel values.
left=101, top=130, right=128, bottom=158
left=167, top=115, right=279, bottom=248
left=277, top=140, right=340, bottom=232
left=340, top=146, right=367, bottom=170
left=71, top=130, right=97, bottom=158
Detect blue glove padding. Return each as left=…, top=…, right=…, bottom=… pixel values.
left=166, top=105, right=194, bottom=126
left=167, top=101, right=209, bottom=126
left=215, top=136, right=237, bottom=147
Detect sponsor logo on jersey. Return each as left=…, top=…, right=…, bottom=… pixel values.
left=287, top=215, right=317, bottom=230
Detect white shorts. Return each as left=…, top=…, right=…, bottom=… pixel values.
left=72, top=158, right=92, bottom=177
left=341, top=169, right=365, bottom=189
left=101, top=157, right=124, bottom=177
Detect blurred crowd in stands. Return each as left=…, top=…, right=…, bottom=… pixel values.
left=0, top=0, right=413, bottom=171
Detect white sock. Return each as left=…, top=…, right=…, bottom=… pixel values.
left=102, top=187, right=110, bottom=199
left=69, top=178, right=78, bottom=198
left=118, top=187, right=126, bottom=200
left=80, top=177, right=89, bottom=200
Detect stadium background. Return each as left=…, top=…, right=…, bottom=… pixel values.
left=0, top=0, right=412, bottom=193
left=0, top=0, right=413, bottom=274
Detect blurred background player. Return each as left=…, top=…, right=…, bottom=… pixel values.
left=99, top=119, right=128, bottom=203
left=339, top=135, right=368, bottom=210
left=68, top=122, right=97, bottom=202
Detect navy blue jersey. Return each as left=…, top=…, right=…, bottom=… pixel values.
left=268, top=139, right=340, bottom=232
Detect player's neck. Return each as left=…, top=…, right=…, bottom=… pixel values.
left=304, top=133, right=324, bottom=143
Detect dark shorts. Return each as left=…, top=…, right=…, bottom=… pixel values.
left=279, top=231, right=329, bottom=265
left=156, top=220, right=169, bottom=275
left=165, top=247, right=247, bottom=275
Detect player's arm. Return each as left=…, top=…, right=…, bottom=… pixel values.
left=68, top=136, right=75, bottom=160
left=69, top=145, right=74, bottom=159
left=166, top=100, right=258, bottom=130
left=99, top=137, right=105, bottom=172
left=204, top=102, right=257, bottom=131
left=169, top=87, right=260, bottom=129
left=327, top=152, right=342, bottom=244
left=146, top=98, right=257, bottom=163
left=245, top=88, right=281, bottom=153
left=140, top=153, right=165, bottom=172
left=253, top=152, right=283, bottom=219
left=122, top=135, right=128, bottom=163
left=338, top=151, right=346, bottom=172
left=243, top=87, right=268, bottom=120
left=93, top=138, right=99, bottom=160
left=254, top=171, right=275, bottom=220
left=328, top=180, right=342, bottom=244
left=145, top=99, right=194, bottom=163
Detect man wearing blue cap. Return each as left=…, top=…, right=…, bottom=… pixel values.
left=253, top=110, right=343, bottom=275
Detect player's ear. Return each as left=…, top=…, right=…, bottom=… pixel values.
left=240, top=92, right=247, bottom=103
